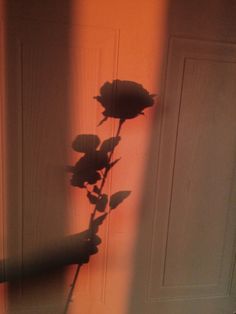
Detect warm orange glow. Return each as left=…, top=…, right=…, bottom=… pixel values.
left=66, top=0, right=169, bottom=313
left=2, top=0, right=236, bottom=313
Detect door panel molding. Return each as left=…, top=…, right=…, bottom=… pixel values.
left=147, top=37, right=236, bottom=302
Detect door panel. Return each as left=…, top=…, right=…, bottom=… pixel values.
left=130, top=38, right=236, bottom=314
left=5, top=20, right=118, bottom=313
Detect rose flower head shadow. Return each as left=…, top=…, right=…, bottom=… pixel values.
left=94, top=80, right=156, bottom=125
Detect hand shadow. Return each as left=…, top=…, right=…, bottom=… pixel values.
left=0, top=223, right=103, bottom=284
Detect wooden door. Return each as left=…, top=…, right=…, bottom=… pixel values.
left=1, top=0, right=236, bottom=314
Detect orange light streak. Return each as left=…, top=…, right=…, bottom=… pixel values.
left=66, top=0, right=169, bottom=313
